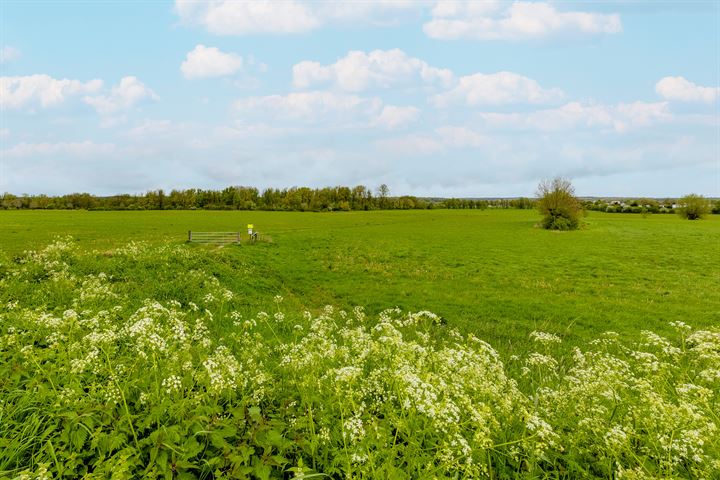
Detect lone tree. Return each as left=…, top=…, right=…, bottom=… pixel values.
left=676, top=194, right=710, bottom=220
left=536, top=177, right=582, bottom=230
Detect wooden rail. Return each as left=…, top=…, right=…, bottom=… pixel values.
left=187, top=231, right=241, bottom=244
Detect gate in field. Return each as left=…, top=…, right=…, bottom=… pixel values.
left=187, top=231, right=241, bottom=244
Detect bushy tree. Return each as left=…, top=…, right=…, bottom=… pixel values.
left=712, top=200, right=720, bottom=215
left=536, top=177, right=582, bottom=230
left=676, top=194, right=710, bottom=220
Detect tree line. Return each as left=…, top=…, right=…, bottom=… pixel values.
left=3, top=186, right=716, bottom=214
left=583, top=198, right=720, bottom=215
left=0, top=186, right=536, bottom=212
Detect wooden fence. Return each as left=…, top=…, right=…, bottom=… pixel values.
left=187, top=231, right=241, bottom=244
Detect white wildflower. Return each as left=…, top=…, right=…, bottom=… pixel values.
left=161, top=375, right=183, bottom=394
left=530, top=331, right=562, bottom=345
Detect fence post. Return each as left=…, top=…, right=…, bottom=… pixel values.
left=236, top=231, right=240, bottom=244
left=188, top=230, right=192, bottom=241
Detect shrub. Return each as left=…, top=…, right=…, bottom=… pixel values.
left=713, top=200, right=720, bottom=215
left=676, top=194, right=711, bottom=220
left=536, top=177, right=583, bottom=230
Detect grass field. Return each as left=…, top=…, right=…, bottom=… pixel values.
left=1, top=209, right=719, bottom=478
left=2, top=209, right=718, bottom=353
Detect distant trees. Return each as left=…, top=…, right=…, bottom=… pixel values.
left=377, top=184, right=390, bottom=209
left=511, top=197, right=535, bottom=210
left=351, top=185, right=372, bottom=210
left=676, top=194, right=711, bottom=220
left=5, top=184, right=711, bottom=217
left=536, top=177, right=582, bottom=230
left=0, top=185, right=432, bottom=212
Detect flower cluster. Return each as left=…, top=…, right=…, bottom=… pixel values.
left=1, top=238, right=718, bottom=479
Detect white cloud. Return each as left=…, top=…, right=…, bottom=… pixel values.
left=175, top=0, right=320, bottom=34
left=293, top=49, right=454, bottom=92
left=174, top=0, right=419, bottom=35
left=424, top=1, right=622, bottom=40
left=84, top=76, right=158, bottom=115
left=177, top=0, right=623, bottom=41
left=431, top=0, right=503, bottom=19
left=214, top=122, right=298, bottom=140
left=372, top=125, right=714, bottom=198
left=2, top=141, right=115, bottom=158
left=655, top=76, right=719, bottom=103
left=435, top=125, right=488, bottom=147
left=476, top=101, right=672, bottom=133
left=372, top=105, right=420, bottom=129
left=312, top=0, right=419, bottom=24
left=0, top=46, right=21, bottom=63
left=235, top=91, right=381, bottom=122
left=0, top=74, right=102, bottom=109
left=375, top=134, right=444, bottom=156
left=376, top=125, right=489, bottom=155
left=432, top=71, right=563, bottom=107
left=181, top=44, right=244, bottom=79
left=126, top=120, right=176, bottom=137
left=0, top=128, right=9, bottom=138
left=234, top=91, right=419, bottom=131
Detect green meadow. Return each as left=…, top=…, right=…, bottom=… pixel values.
left=1, top=209, right=719, bottom=478
left=2, top=209, right=718, bottom=353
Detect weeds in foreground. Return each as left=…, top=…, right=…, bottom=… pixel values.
left=0, top=239, right=718, bottom=478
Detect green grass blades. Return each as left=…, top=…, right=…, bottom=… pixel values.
left=0, top=211, right=719, bottom=478
left=1, top=209, right=718, bottom=353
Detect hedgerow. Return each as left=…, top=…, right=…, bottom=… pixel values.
left=1, top=239, right=718, bottom=478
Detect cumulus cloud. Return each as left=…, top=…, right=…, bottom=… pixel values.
left=181, top=44, right=244, bottom=79
left=476, top=101, right=673, bottom=133
left=234, top=91, right=416, bottom=130
left=655, top=76, right=719, bottom=103
left=175, top=0, right=320, bottom=34
left=235, top=91, right=381, bottom=122
left=83, top=76, right=158, bottom=115
left=435, top=125, right=488, bottom=148
left=174, top=0, right=418, bottom=35
left=372, top=105, right=420, bottom=129
left=375, top=125, right=489, bottom=155
left=0, top=74, right=102, bottom=109
left=432, top=71, right=563, bottom=107
left=0, top=46, right=21, bottom=63
left=293, top=49, right=453, bottom=92
left=424, top=1, right=622, bottom=40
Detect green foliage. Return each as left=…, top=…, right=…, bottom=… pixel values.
left=536, top=177, right=583, bottom=230
left=1, top=239, right=719, bottom=478
left=3, top=185, right=429, bottom=212
left=677, top=194, right=711, bottom=220
left=3, top=189, right=564, bottom=213
left=584, top=197, right=717, bottom=216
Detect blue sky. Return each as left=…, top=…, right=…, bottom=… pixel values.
left=1, top=0, right=718, bottom=197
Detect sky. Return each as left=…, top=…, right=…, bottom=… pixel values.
left=1, top=0, right=718, bottom=198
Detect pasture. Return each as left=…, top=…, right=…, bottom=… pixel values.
left=1, top=209, right=719, bottom=478
left=2, top=209, right=718, bottom=352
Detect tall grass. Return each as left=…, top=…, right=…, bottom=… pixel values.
left=1, top=239, right=718, bottom=478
